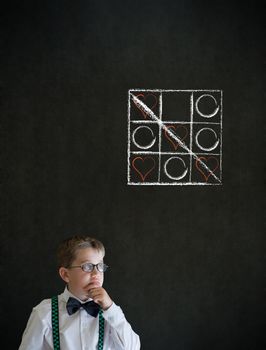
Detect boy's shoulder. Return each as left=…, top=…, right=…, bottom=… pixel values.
left=32, top=292, right=65, bottom=314
left=32, top=297, right=52, bottom=314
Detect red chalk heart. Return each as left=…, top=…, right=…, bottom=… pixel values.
left=132, top=156, right=156, bottom=182
left=195, top=156, right=219, bottom=182
left=164, top=124, right=188, bottom=150
left=133, top=93, right=158, bottom=119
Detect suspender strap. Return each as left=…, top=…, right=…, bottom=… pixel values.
left=51, top=296, right=60, bottom=350
left=51, top=296, right=105, bottom=350
left=98, top=309, right=104, bottom=350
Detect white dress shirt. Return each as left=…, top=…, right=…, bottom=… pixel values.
left=18, top=287, right=140, bottom=350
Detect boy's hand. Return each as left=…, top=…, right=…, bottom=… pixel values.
left=88, top=286, right=113, bottom=310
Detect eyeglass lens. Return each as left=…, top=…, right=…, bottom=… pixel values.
left=81, top=263, right=107, bottom=272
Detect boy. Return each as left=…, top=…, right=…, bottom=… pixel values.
left=18, top=235, right=140, bottom=350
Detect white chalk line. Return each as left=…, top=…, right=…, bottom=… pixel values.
left=189, top=92, right=193, bottom=182
left=130, top=89, right=221, bottom=93
left=158, top=92, right=162, bottom=181
left=131, top=152, right=221, bottom=155
left=128, top=182, right=222, bottom=186
left=220, top=90, right=223, bottom=181
left=127, top=90, right=131, bottom=183
left=130, top=120, right=220, bottom=125
left=131, top=94, right=221, bottom=183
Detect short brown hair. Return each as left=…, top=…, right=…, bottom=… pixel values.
left=57, top=235, right=105, bottom=268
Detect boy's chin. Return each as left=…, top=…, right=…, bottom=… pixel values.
left=87, top=280, right=103, bottom=289
left=77, top=291, right=91, bottom=301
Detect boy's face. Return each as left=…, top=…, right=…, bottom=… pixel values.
left=59, top=247, right=105, bottom=301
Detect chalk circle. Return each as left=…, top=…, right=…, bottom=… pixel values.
left=195, top=127, right=219, bottom=152
left=164, top=157, right=188, bottom=180
left=195, top=94, right=219, bottom=118
left=132, top=126, right=156, bottom=150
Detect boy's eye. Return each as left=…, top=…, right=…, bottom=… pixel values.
left=81, top=262, right=108, bottom=273
left=82, top=263, right=94, bottom=272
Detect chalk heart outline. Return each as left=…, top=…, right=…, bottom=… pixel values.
left=132, top=156, right=156, bottom=182
left=164, top=124, right=188, bottom=150
left=196, top=156, right=219, bottom=182
left=134, top=93, right=157, bottom=119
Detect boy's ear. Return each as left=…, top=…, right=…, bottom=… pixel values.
left=59, top=267, right=70, bottom=283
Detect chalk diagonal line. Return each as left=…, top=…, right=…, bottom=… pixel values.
left=131, top=94, right=221, bottom=183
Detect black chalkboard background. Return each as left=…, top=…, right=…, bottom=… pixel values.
left=1, top=1, right=265, bottom=349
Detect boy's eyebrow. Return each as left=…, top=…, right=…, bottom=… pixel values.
left=79, top=259, right=104, bottom=264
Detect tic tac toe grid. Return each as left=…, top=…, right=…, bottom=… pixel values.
left=127, top=89, right=223, bottom=185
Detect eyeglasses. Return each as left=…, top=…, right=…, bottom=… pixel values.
left=68, top=262, right=109, bottom=273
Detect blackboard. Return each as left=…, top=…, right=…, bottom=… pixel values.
left=1, top=1, right=265, bottom=349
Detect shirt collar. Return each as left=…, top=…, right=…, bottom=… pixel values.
left=62, top=286, right=93, bottom=304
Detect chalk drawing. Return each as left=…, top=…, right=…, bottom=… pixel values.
left=132, top=93, right=158, bottom=119
left=195, top=156, right=219, bottom=182
left=132, top=126, right=157, bottom=149
left=164, top=124, right=188, bottom=151
left=164, top=157, right=188, bottom=180
left=128, top=89, right=223, bottom=185
left=195, top=127, right=219, bottom=152
left=131, top=156, right=156, bottom=182
left=195, top=94, right=220, bottom=118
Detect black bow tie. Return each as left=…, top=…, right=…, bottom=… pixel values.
left=66, top=297, right=100, bottom=317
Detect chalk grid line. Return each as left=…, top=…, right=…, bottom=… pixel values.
left=128, top=89, right=222, bottom=185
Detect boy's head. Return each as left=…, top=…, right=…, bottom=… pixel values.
left=57, top=235, right=106, bottom=301
left=57, top=235, right=105, bottom=268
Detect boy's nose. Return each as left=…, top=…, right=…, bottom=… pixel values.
left=91, top=266, right=100, bottom=275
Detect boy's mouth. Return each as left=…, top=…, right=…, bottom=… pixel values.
left=87, top=279, right=101, bottom=288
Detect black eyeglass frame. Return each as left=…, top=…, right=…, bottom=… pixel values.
left=68, top=262, right=109, bottom=273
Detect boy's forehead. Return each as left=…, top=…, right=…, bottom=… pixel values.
left=74, top=247, right=104, bottom=262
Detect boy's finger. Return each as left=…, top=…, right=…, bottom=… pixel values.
left=87, top=282, right=101, bottom=290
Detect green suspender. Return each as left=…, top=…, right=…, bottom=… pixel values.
left=51, top=296, right=105, bottom=350
left=51, top=296, right=60, bottom=350
left=98, top=309, right=104, bottom=350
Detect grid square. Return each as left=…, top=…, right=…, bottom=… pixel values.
left=128, top=89, right=223, bottom=186
left=161, top=122, right=191, bottom=154
left=162, top=91, right=191, bottom=122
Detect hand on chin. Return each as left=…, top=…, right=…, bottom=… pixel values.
left=87, top=279, right=102, bottom=291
